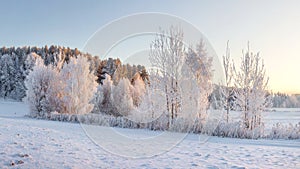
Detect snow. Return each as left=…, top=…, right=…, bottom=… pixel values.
left=1, top=101, right=300, bottom=168
left=225, top=110, right=300, bottom=129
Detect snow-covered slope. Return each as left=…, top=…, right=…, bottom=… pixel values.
left=0, top=101, right=299, bottom=168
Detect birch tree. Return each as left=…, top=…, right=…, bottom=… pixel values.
left=233, top=43, right=270, bottom=130
left=149, top=26, right=185, bottom=127
left=60, top=55, right=98, bottom=114
left=113, top=77, right=134, bottom=116
left=185, top=40, right=213, bottom=122
left=221, top=41, right=235, bottom=122
left=25, top=56, right=60, bottom=117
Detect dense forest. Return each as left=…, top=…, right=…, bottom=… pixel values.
left=0, top=46, right=147, bottom=101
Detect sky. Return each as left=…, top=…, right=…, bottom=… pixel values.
left=0, top=0, right=299, bottom=94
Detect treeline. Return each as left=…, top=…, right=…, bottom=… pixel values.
left=211, top=87, right=300, bottom=109
left=271, top=92, right=300, bottom=108
left=1, top=46, right=297, bottom=108
left=0, top=46, right=147, bottom=101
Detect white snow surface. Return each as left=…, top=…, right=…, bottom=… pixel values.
left=0, top=101, right=300, bottom=169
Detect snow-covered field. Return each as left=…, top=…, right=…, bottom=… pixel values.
left=225, top=109, right=300, bottom=130
left=0, top=101, right=300, bottom=169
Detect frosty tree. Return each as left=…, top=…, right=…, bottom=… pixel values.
left=0, top=54, right=16, bottom=99
left=132, top=73, right=146, bottom=106
left=233, top=43, right=270, bottom=130
left=185, top=40, right=213, bottom=122
left=220, top=41, right=235, bottom=123
left=25, top=54, right=98, bottom=116
left=60, top=55, right=98, bottom=114
left=24, top=52, right=40, bottom=75
left=94, top=74, right=115, bottom=115
left=113, top=64, right=128, bottom=85
left=149, top=26, right=185, bottom=126
left=148, top=26, right=214, bottom=131
left=113, top=77, right=134, bottom=116
left=92, top=85, right=104, bottom=113
left=25, top=56, right=59, bottom=117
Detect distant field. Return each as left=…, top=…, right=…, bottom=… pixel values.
left=208, top=108, right=300, bottom=130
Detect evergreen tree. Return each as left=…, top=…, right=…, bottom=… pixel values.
left=0, top=54, right=16, bottom=99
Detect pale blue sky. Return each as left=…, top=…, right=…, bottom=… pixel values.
left=1, top=0, right=300, bottom=93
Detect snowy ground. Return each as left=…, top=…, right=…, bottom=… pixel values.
left=217, top=109, right=300, bottom=129
left=0, top=101, right=300, bottom=169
